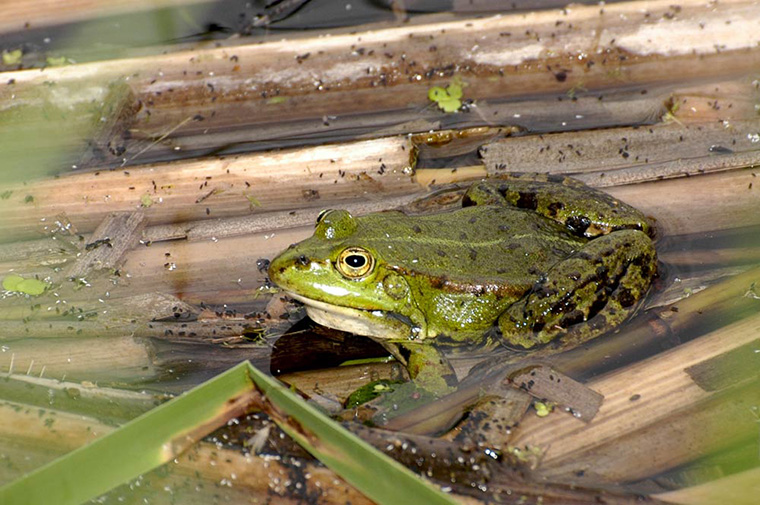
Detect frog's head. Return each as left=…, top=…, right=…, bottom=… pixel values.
left=268, top=209, right=423, bottom=340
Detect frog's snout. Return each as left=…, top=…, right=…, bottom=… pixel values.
left=267, top=251, right=290, bottom=285
left=268, top=248, right=318, bottom=289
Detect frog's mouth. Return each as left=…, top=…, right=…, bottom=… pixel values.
left=283, top=292, right=412, bottom=341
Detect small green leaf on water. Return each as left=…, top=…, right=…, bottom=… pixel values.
left=267, top=96, right=287, bottom=105
left=534, top=401, right=553, bottom=417
left=438, top=98, right=461, bottom=113
left=427, top=80, right=464, bottom=113
left=140, top=194, right=153, bottom=207
left=3, top=275, right=48, bottom=296
left=17, top=279, right=48, bottom=296
left=2, top=49, right=22, bottom=65
left=2, top=275, right=24, bottom=291
left=46, top=55, right=68, bottom=67
left=446, top=83, right=463, bottom=100
left=427, top=86, right=448, bottom=102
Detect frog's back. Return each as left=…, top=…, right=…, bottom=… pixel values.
left=355, top=206, right=585, bottom=293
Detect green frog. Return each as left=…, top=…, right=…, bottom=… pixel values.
left=268, top=174, right=656, bottom=395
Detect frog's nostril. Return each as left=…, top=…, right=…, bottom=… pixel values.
left=297, top=255, right=309, bottom=266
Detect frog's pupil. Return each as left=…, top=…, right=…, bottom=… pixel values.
left=346, top=255, right=366, bottom=268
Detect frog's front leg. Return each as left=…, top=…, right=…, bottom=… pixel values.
left=497, top=229, right=656, bottom=350
left=463, top=174, right=653, bottom=238
left=398, top=341, right=458, bottom=396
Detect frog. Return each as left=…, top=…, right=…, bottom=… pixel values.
left=268, top=173, right=657, bottom=396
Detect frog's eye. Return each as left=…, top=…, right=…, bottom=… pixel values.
left=315, top=209, right=357, bottom=240
left=336, top=247, right=375, bottom=279
left=315, top=209, right=332, bottom=227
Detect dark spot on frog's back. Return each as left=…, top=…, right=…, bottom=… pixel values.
left=559, top=309, right=584, bottom=327
left=547, top=201, right=564, bottom=217
left=556, top=299, right=577, bottom=315
left=517, top=191, right=538, bottom=210
left=638, top=260, right=653, bottom=278
left=566, top=215, right=591, bottom=235
left=617, top=286, right=636, bottom=307
left=437, top=250, right=447, bottom=257
left=587, top=294, right=609, bottom=320
left=469, top=248, right=477, bottom=260
left=413, top=225, right=422, bottom=233
left=469, top=216, right=478, bottom=224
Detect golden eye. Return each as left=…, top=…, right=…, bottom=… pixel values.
left=337, top=247, right=374, bottom=279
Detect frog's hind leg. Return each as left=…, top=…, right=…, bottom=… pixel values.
left=497, top=229, right=656, bottom=351
left=464, top=173, right=654, bottom=238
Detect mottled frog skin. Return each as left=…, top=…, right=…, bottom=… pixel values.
left=269, top=173, right=657, bottom=394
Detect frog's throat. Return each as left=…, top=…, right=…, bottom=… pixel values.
left=284, top=292, right=414, bottom=341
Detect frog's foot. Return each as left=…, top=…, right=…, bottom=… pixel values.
left=462, top=174, right=654, bottom=238
left=343, top=343, right=457, bottom=427
left=498, top=229, right=656, bottom=350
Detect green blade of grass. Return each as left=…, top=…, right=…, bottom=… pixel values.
left=0, top=361, right=254, bottom=505
left=245, top=362, right=459, bottom=505
left=0, top=361, right=457, bottom=505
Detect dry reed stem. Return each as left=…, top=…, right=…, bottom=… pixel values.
left=0, top=136, right=418, bottom=241
left=0, top=336, right=154, bottom=381
left=279, top=363, right=396, bottom=401
left=3, top=0, right=760, bottom=172
left=482, top=119, right=760, bottom=186
left=5, top=0, right=759, bottom=98
left=510, top=311, right=760, bottom=483
left=606, top=168, right=759, bottom=236
left=0, top=399, right=112, bottom=452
